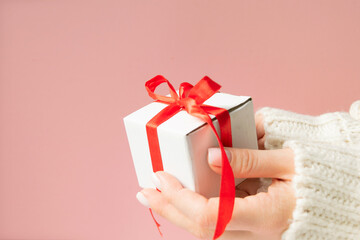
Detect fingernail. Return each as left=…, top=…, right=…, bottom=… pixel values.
left=208, top=148, right=231, bottom=167
left=136, top=192, right=150, bottom=208
left=151, top=172, right=162, bottom=190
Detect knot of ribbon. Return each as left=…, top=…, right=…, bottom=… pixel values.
left=145, top=75, right=235, bottom=240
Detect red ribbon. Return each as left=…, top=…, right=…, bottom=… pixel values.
left=145, top=75, right=235, bottom=240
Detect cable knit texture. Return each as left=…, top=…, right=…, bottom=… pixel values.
left=256, top=101, right=360, bottom=240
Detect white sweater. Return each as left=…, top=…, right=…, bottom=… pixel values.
left=256, top=100, right=360, bottom=240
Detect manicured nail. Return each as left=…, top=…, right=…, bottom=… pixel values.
left=151, top=172, right=162, bottom=190
left=136, top=192, right=150, bottom=208
left=208, top=148, right=231, bottom=167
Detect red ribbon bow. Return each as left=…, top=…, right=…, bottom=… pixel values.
left=145, top=75, right=235, bottom=240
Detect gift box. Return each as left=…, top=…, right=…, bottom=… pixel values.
left=124, top=79, right=258, bottom=198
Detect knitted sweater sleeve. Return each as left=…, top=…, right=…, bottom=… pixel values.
left=281, top=141, right=360, bottom=239
left=256, top=101, right=360, bottom=240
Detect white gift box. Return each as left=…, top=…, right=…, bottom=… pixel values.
left=124, top=92, right=258, bottom=198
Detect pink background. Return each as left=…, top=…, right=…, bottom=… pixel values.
left=1, top=1, right=359, bottom=239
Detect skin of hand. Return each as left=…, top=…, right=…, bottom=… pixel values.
left=136, top=114, right=297, bottom=240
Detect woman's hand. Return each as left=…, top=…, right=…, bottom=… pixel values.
left=136, top=115, right=297, bottom=240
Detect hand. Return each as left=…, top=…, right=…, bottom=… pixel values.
left=136, top=114, right=296, bottom=240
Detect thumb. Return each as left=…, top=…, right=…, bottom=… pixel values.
left=208, top=147, right=294, bottom=180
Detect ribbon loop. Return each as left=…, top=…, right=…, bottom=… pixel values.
left=179, top=82, right=193, bottom=99
left=145, top=75, right=221, bottom=107
left=145, top=75, right=178, bottom=103
left=188, top=76, right=221, bottom=104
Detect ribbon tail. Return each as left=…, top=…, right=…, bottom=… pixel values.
left=208, top=123, right=235, bottom=240
left=213, top=141, right=235, bottom=239
left=192, top=111, right=235, bottom=240
left=149, top=208, right=163, bottom=237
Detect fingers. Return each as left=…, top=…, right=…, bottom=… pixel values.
left=208, top=148, right=294, bottom=180
left=257, top=136, right=265, bottom=150
left=236, top=178, right=266, bottom=196
left=255, top=113, right=265, bottom=150
left=140, top=173, right=215, bottom=239
left=218, top=230, right=254, bottom=240
left=146, top=172, right=285, bottom=231
left=148, top=171, right=237, bottom=231
left=139, top=186, right=255, bottom=239
left=140, top=188, right=197, bottom=233
left=153, top=172, right=217, bottom=228
left=255, top=113, right=265, bottom=139
left=231, top=179, right=295, bottom=233
left=138, top=171, right=295, bottom=236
